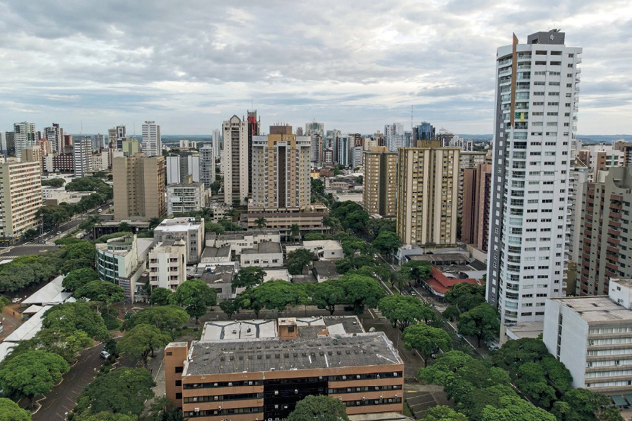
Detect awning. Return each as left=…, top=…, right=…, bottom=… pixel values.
left=612, top=395, right=628, bottom=407
left=624, top=394, right=632, bottom=406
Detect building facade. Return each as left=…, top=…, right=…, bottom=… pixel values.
left=154, top=217, right=205, bottom=264
left=142, top=121, right=161, bottom=157
left=0, top=160, right=42, bottom=242
left=113, top=154, right=166, bottom=220
left=396, top=142, right=459, bottom=247
left=95, top=234, right=146, bottom=299
left=167, top=183, right=207, bottom=216
left=199, top=144, right=216, bottom=187
left=362, top=147, right=397, bottom=218
left=461, top=163, right=492, bottom=252
left=247, top=111, right=260, bottom=196
left=486, top=30, right=582, bottom=324
left=44, top=123, right=64, bottom=153
left=148, top=240, right=187, bottom=291
left=74, top=136, right=93, bottom=177
left=223, top=115, right=248, bottom=205
left=13, top=122, right=36, bottom=160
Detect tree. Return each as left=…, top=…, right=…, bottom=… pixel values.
left=220, top=300, right=238, bottom=318
left=313, top=281, right=346, bottom=315
left=491, top=338, right=550, bottom=376
left=10, top=327, right=92, bottom=363
left=76, top=412, right=137, bottom=421
left=481, top=394, right=556, bottom=421
left=149, top=287, right=174, bottom=306
left=304, top=232, right=324, bottom=241
left=338, top=274, right=385, bottom=314
left=287, top=395, right=349, bottom=421
left=255, top=217, right=267, bottom=228
left=146, top=396, right=184, bottom=421
left=236, top=281, right=309, bottom=314
left=378, top=295, right=436, bottom=329
left=118, top=324, right=171, bottom=365
left=457, top=303, right=500, bottom=347
left=552, top=388, right=623, bottom=421
left=41, top=177, right=66, bottom=188
left=173, top=279, right=217, bottom=323
left=78, top=367, right=154, bottom=416
left=322, top=216, right=342, bottom=233
left=372, top=231, right=400, bottom=255
left=423, top=406, right=468, bottom=421
left=43, top=302, right=109, bottom=341
left=125, top=306, right=189, bottom=337
left=205, top=221, right=226, bottom=234
left=0, top=397, right=31, bottom=420
left=290, top=224, right=300, bottom=242
left=341, top=238, right=368, bottom=257
left=515, top=363, right=556, bottom=408
left=74, top=281, right=125, bottom=310
left=79, top=215, right=102, bottom=232
left=445, top=283, right=486, bottom=316
left=232, top=266, right=266, bottom=290
left=148, top=217, right=164, bottom=230
left=0, top=351, right=69, bottom=408
left=417, top=350, right=474, bottom=385
left=287, top=249, right=316, bottom=275
left=403, top=324, right=453, bottom=367
left=400, top=260, right=432, bottom=286
left=0, top=296, right=9, bottom=313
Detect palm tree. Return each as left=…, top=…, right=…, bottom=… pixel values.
left=290, top=224, right=300, bottom=243
left=255, top=217, right=267, bottom=229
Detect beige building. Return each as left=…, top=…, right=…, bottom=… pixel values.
left=148, top=240, right=187, bottom=291
left=166, top=183, right=207, bottom=216
left=223, top=115, right=248, bottom=205
left=250, top=125, right=311, bottom=211
left=396, top=141, right=459, bottom=247
left=362, top=147, right=397, bottom=217
left=113, top=153, right=166, bottom=221
left=0, top=160, right=42, bottom=242
left=461, top=163, right=492, bottom=252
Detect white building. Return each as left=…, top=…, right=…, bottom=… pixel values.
left=486, top=30, right=582, bottom=324
left=384, top=123, right=404, bottom=152
left=222, top=115, right=248, bottom=205
left=13, top=122, right=36, bottom=160
left=166, top=154, right=200, bottom=184
left=142, top=121, right=161, bottom=157
left=240, top=242, right=284, bottom=268
left=212, top=129, right=221, bottom=159
left=543, top=279, right=632, bottom=395
left=148, top=240, right=187, bottom=291
left=285, top=240, right=343, bottom=260
left=153, top=217, right=205, bottom=264
left=568, top=167, right=589, bottom=264
left=167, top=183, right=207, bottom=216
left=74, top=136, right=92, bottom=177
left=199, top=144, right=216, bottom=187
left=206, top=230, right=281, bottom=256
left=44, top=123, right=64, bottom=153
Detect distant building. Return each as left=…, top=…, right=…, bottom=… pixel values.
left=199, top=144, right=216, bottom=188
left=363, top=147, right=397, bottom=218
left=167, top=183, right=207, bottom=216
left=73, top=136, right=92, bottom=177
left=13, top=122, right=36, bottom=160
left=122, top=138, right=140, bottom=157
left=461, top=163, right=492, bottom=252
left=44, top=123, right=64, bottom=153
left=148, top=240, right=187, bottom=291
left=223, top=115, right=248, bottom=205
left=142, top=121, right=161, bottom=157
left=113, top=154, right=166, bottom=220
left=0, top=160, right=42, bottom=242
left=247, top=110, right=260, bottom=196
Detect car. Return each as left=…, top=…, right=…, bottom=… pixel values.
left=100, top=350, right=110, bottom=359
left=11, top=298, right=21, bottom=304
left=97, top=208, right=102, bottom=213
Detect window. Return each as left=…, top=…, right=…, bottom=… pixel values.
left=175, top=366, right=183, bottom=373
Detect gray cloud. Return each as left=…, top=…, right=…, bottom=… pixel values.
left=0, top=0, right=630, bottom=135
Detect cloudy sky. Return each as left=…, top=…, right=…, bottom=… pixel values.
left=1, top=0, right=630, bottom=135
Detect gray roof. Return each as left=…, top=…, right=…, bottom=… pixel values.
left=313, top=260, right=340, bottom=277
left=551, top=296, right=632, bottom=323
left=242, top=242, right=282, bottom=255
left=202, top=246, right=231, bottom=259
left=185, top=333, right=402, bottom=376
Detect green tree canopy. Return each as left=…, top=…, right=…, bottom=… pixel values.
left=149, top=287, right=174, bottom=306
left=125, top=306, right=189, bottom=337
left=75, top=412, right=137, bottom=421
left=379, top=295, right=436, bottom=329
left=78, top=367, right=155, bottom=416
left=287, top=249, right=316, bottom=275
left=422, top=405, right=468, bottom=421
left=236, top=281, right=309, bottom=315
left=337, top=274, right=384, bottom=314
left=219, top=300, right=238, bottom=319
left=552, top=388, right=623, bottom=421
left=372, top=231, right=400, bottom=255
left=313, top=281, right=346, bottom=315
left=481, top=394, right=556, bottom=421
left=457, top=303, right=500, bottom=347
left=0, top=351, right=69, bottom=408
left=403, top=324, right=453, bottom=367
left=9, top=327, right=92, bottom=364
left=287, top=395, right=349, bottom=421
left=491, top=338, right=550, bottom=377
left=74, top=281, right=125, bottom=309
left=118, top=324, right=171, bottom=365
left=444, top=283, right=486, bottom=316
left=172, top=279, right=217, bottom=323
left=43, top=302, right=109, bottom=341
left=232, top=266, right=266, bottom=289
left=0, top=397, right=32, bottom=420
left=341, top=238, right=368, bottom=257
left=400, top=260, right=432, bottom=286
left=41, top=177, right=66, bottom=188
left=304, top=233, right=324, bottom=241
left=335, top=254, right=378, bottom=274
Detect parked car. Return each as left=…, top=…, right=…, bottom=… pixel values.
left=100, top=350, right=110, bottom=359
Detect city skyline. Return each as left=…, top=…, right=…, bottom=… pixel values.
left=1, top=1, right=630, bottom=135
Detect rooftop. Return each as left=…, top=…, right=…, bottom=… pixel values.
left=201, top=246, right=231, bottom=259
left=313, top=260, right=340, bottom=278
left=551, top=296, right=632, bottom=323
left=155, top=217, right=203, bottom=232
left=242, top=242, right=283, bottom=255
left=303, top=240, right=343, bottom=251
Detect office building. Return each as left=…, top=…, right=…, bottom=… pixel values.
left=22, top=146, right=42, bottom=166
left=0, top=160, right=42, bottom=242
left=74, top=136, right=93, bottom=177
left=325, top=130, right=340, bottom=163
left=44, top=123, right=64, bottom=153
left=199, top=144, right=216, bottom=188
left=362, top=147, right=397, bottom=218
left=167, top=183, right=207, bottom=217
left=247, top=111, right=260, bottom=196
left=223, top=115, right=248, bottom=205
left=396, top=142, right=459, bottom=247
left=212, top=129, right=221, bottom=159
left=351, top=145, right=363, bottom=167
left=166, top=154, right=201, bottom=185
left=305, top=120, right=324, bottom=137
left=337, top=135, right=350, bottom=167
left=142, top=121, right=161, bottom=157
left=486, top=30, right=582, bottom=324
left=108, top=125, right=127, bottom=150
left=13, top=122, right=36, bottom=160
left=154, top=217, right=204, bottom=264
left=384, top=123, right=404, bottom=152
left=122, top=138, right=140, bottom=157
left=148, top=240, right=187, bottom=291
left=92, top=134, right=105, bottom=149
left=461, top=163, right=492, bottom=252
left=577, top=166, right=632, bottom=296
left=413, top=121, right=435, bottom=144
left=543, top=279, right=632, bottom=396
left=250, top=125, right=311, bottom=211
left=113, top=154, right=166, bottom=220
left=164, top=317, right=404, bottom=419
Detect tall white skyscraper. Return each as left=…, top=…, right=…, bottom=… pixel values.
left=200, top=144, right=216, bottom=187
left=486, top=30, right=582, bottom=324
left=222, top=115, right=248, bottom=205
left=13, top=122, right=36, bottom=160
left=212, top=129, right=221, bottom=159
left=74, top=136, right=92, bottom=177
left=384, top=122, right=404, bottom=152
left=44, top=123, right=64, bottom=153
left=142, top=121, right=161, bottom=157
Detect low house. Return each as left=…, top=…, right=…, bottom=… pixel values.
left=286, top=240, right=343, bottom=260
left=312, top=260, right=341, bottom=283
left=240, top=242, right=283, bottom=268
left=200, top=266, right=235, bottom=301
left=423, top=267, right=480, bottom=299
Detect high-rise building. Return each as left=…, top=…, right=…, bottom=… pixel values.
left=199, top=144, right=216, bottom=188
left=74, top=136, right=93, bottom=177
left=44, top=123, right=64, bottom=153
left=166, top=155, right=199, bottom=185
left=108, top=125, right=127, bottom=150
left=486, top=30, right=582, bottom=324
left=247, top=110, right=260, bottom=196
left=222, top=115, right=248, bottom=205
left=148, top=240, right=187, bottom=291
left=337, top=135, right=350, bottom=167
left=122, top=138, right=140, bottom=157
left=0, top=132, right=7, bottom=157
left=212, top=129, right=221, bottom=159
left=167, top=183, right=206, bottom=216
left=13, top=122, right=36, bottom=160
left=142, top=121, right=161, bottom=157
left=0, top=160, right=42, bottom=242
left=250, top=125, right=311, bottom=210
left=113, top=154, right=166, bottom=220
left=305, top=119, right=324, bottom=137
left=461, top=163, right=492, bottom=252
left=396, top=141, right=459, bottom=247
left=614, top=140, right=632, bottom=165
left=93, top=134, right=105, bottom=149
left=363, top=147, right=397, bottom=218
left=413, top=121, right=435, bottom=144
left=305, top=120, right=325, bottom=165
left=153, top=217, right=205, bottom=264
left=577, top=144, right=624, bottom=181
left=384, top=123, right=404, bottom=152
left=325, top=130, right=340, bottom=163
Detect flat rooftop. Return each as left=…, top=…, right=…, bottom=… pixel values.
left=551, top=296, right=632, bottom=322
left=612, top=279, right=632, bottom=288
left=201, top=246, right=231, bottom=259
left=185, top=333, right=402, bottom=376
left=242, top=242, right=282, bottom=254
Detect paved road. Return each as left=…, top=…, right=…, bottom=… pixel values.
left=32, top=344, right=105, bottom=421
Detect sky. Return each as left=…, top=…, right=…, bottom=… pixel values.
left=1, top=0, right=630, bottom=136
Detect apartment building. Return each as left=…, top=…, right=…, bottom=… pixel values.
left=250, top=126, right=311, bottom=211
left=44, top=123, right=64, bottom=153
left=164, top=317, right=404, bottom=420
left=396, top=141, right=460, bottom=247
left=486, top=30, right=582, bottom=324
left=577, top=144, right=624, bottom=181
left=13, top=122, right=36, bottom=160
left=148, top=240, right=187, bottom=291
left=544, top=279, right=632, bottom=396
left=167, top=183, right=207, bottom=216
left=223, top=115, right=248, bottom=205
left=153, top=217, right=205, bottom=264
left=461, top=163, right=492, bottom=252
left=247, top=111, right=260, bottom=196
left=199, top=144, right=216, bottom=187
left=74, top=136, right=93, bottom=177
left=122, top=138, right=140, bottom=157
left=112, top=153, right=166, bottom=220
left=362, top=147, right=397, bottom=218
left=0, top=160, right=42, bottom=242
left=142, top=121, right=161, bottom=157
